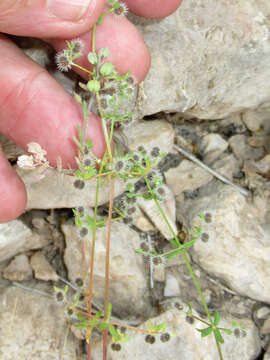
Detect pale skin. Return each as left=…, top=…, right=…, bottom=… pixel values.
left=0, top=0, right=182, bottom=223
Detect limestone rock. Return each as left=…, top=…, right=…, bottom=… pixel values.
left=200, top=133, right=228, bottom=164
left=62, top=220, right=150, bottom=317
left=0, top=220, right=48, bottom=263
left=17, top=166, right=127, bottom=210
left=131, top=0, right=270, bottom=119
left=19, top=119, right=174, bottom=211
left=181, top=183, right=270, bottom=304
left=3, top=254, right=32, bottom=281
left=30, top=251, right=59, bottom=282
left=165, top=160, right=213, bottom=196
left=229, top=134, right=264, bottom=163
left=125, top=119, right=175, bottom=154
left=0, top=285, right=80, bottom=360
left=92, top=307, right=260, bottom=360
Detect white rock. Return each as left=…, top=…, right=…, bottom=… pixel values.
left=164, top=273, right=181, bottom=297
left=0, top=220, right=48, bottom=262
left=19, top=120, right=174, bottom=211
left=138, top=186, right=177, bottom=240
left=200, top=133, right=228, bottom=163
left=131, top=0, right=270, bottom=119
left=17, top=166, right=127, bottom=210
left=92, top=307, right=260, bottom=360
left=3, top=254, right=32, bottom=281
left=212, top=153, right=241, bottom=180
left=182, top=183, right=270, bottom=304
left=125, top=119, right=175, bottom=154
left=62, top=220, right=149, bottom=316
left=30, top=251, right=59, bottom=282
left=229, top=135, right=264, bottom=163
left=0, top=285, right=80, bottom=360
left=165, top=160, right=213, bottom=196
left=242, top=108, right=270, bottom=133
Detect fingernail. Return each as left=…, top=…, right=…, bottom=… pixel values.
left=47, top=0, right=91, bottom=21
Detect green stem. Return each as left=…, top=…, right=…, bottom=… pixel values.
left=92, top=24, right=96, bottom=53
left=71, top=62, right=92, bottom=74
left=143, top=176, right=217, bottom=340
left=96, top=92, right=113, bottom=161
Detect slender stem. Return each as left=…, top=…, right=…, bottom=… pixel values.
left=87, top=172, right=102, bottom=360
left=71, top=62, right=92, bottom=74
left=143, top=177, right=216, bottom=333
left=92, top=24, right=96, bottom=53
left=96, top=92, right=113, bottom=160
left=103, top=176, right=115, bottom=360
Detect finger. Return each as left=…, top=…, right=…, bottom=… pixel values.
left=0, top=147, right=27, bottom=223
left=51, top=12, right=151, bottom=82
left=123, top=0, right=182, bottom=18
left=0, top=0, right=105, bottom=38
left=0, top=35, right=106, bottom=169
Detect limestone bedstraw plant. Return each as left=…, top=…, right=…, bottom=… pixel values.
left=15, top=1, right=242, bottom=359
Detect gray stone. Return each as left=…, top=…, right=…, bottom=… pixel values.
left=181, top=183, right=270, bottom=304
left=212, top=153, right=241, bottom=180
left=261, top=317, right=270, bottom=335
left=0, top=285, right=80, bottom=360
left=229, top=134, right=264, bottom=163
left=131, top=0, right=270, bottom=120
left=164, top=273, right=181, bottom=297
left=200, top=133, right=228, bottom=164
left=0, top=220, right=48, bottom=263
left=242, top=108, right=270, bottom=133
left=18, top=119, right=174, bottom=211
left=30, top=251, right=59, bottom=282
left=125, top=119, right=175, bottom=154
left=17, top=166, right=127, bottom=210
left=62, top=219, right=150, bottom=317
left=92, top=307, right=260, bottom=360
left=3, top=254, right=32, bottom=281
left=165, top=160, right=213, bottom=196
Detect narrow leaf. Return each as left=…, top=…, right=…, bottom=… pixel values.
left=196, top=326, right=213, bottom=337
left=214, top=311, right=220, bottom=327
left=214, top=328, right=224, bottom=344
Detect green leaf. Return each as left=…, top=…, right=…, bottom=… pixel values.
left=214, top=328, right=224, bottom=344
left=86, top=138, right=94, bottom=149
left=53, top=286, right=60, bottom=293
left=187, top=303, right=193, bottom=317
left=76, top=313, right=87, bottom=322
left=107, top=303, right=112, bottom=321
left=223, top=329, right=232, bottom=335
left=109, top=324, right=121, bottom=341
left=99, top=322, right=109, bottom=331
left=166, top=248, right=183, bottom=260
left=100, top=62, right=114, bottom=76
left=232, top=320, right=237, bottom=328
left=196, top=326, right=213, bottom=337
left=214, top=311, right=220, bottom=327
left=77, top=125, right=84, bottom=145
left=151, top=323, right=167, bottom=333
left=87, top=52, right=98, bottom=65
left=98, top=47, right=110, bottom=59
left=64, top=285, right=69, bottom=294
left=180, top=238, right=197, bottom=250
left=135, top=249, right=144, bottom=254
left=95, top=310, right=103, bottom=319
left=87, top=80, right=100, bottom=93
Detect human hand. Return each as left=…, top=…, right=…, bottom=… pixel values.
left=0, top=0, right=182, bottom=223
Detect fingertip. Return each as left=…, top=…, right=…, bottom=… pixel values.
left=0, top=149, right=27, bottom=223
left=124, top=0, right=182, bottom=19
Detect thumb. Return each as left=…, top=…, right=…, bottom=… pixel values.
left=0, top=0, right=105, bottom=38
